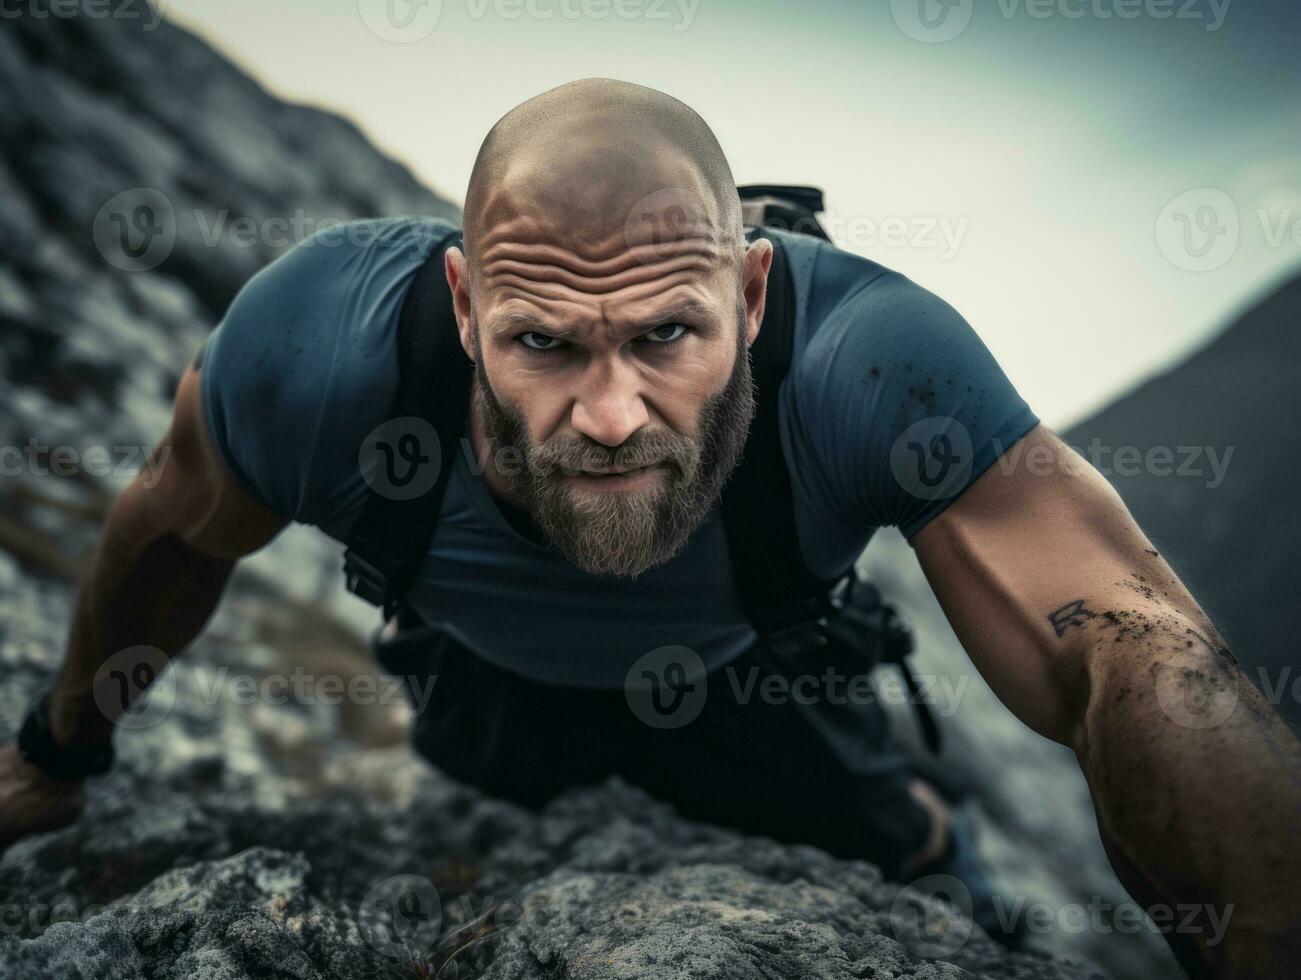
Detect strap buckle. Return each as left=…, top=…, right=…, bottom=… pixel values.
left=343, top=549, right=390, bottom=607
left=764, top=618, right=829, bottom=658
left=760, top=582, right=849, bottom=658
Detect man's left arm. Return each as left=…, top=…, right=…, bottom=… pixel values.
left=912, top=424, right=1299, bottom=980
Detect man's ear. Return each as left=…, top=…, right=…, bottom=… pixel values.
left=444, top=245, right=476, bottom=362
left=740, top=239, right=773, bottom=349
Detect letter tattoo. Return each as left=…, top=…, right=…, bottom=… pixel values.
left=1047, top=599, right=1096, bottom=639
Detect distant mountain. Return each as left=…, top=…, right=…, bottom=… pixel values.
left=1064, top=272, right=1301, bottom=727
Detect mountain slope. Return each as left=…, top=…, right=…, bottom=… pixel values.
left=0, top=9, right=460, bottom=452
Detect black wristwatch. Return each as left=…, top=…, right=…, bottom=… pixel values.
left=15, top=692, right=114, bottom=780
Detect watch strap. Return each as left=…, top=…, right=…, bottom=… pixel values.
left=15, top=691, right=114, bottom=780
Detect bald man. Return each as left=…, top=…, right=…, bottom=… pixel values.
left=4, top=79, right=1297, bottom=978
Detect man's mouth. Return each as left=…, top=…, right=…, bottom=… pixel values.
left=580, top=463, right=653, bottom=476
left=563, top=462, right=665, bottom=490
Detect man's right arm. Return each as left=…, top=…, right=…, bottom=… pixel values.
left=51, top=359, right=288, bottom=743
left=0, top=360, right=286, bottom=848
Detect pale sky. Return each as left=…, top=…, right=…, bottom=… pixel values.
left=163, top=0, right=1300, bottom=427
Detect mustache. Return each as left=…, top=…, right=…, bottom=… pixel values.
left=529, top=429, right=695, bottom=478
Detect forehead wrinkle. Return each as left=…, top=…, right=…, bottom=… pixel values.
left=478, top=235, right=725, bottom=284
left=481, top=253, right=718, bottom=299
left=476, top=211, right=722, bottom=265
left=486, top=267, right=716, bottom=316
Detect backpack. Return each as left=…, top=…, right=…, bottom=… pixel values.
left=341, top=185, right=939, bottom=753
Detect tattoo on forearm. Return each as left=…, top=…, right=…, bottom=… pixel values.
left=1048, top=598, right=1097, bottom=638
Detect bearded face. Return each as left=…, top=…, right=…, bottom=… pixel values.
left=472, top=303, right=755, bottom=578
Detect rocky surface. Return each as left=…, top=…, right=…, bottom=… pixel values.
left=0, top=552, right=1091, bottom=979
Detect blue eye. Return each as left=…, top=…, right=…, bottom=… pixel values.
left=520, top=332, right=563, bottom=352
left=641, top=323, right=688, bottom=344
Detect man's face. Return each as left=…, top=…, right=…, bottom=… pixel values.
left=458, top=169, right=764, bottom=578
left=472, top=298, right=753, bottom=578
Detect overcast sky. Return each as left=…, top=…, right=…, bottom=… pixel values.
left=163, top=0, right=1299, bottom=426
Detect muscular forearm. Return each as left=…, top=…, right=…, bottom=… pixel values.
left=50, top=481, right=235, bottom=747
left=913, top=427, right=1297, bottom=976
left=1071, top=603, right=1301, bottom=979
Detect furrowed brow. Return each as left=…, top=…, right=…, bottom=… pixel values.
left=488, top=297, right=719, bottom=340
left=638, top=298, right=717, bottom=329
left=487, top=309, right=565, bottom=338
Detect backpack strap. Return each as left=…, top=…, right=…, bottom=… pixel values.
left=342, top=228, right=470, bottom=619
left=738, top=185, right=831, bottom=241
left=719, top=224, right=854, bottom=657
left=728, top=214, right=938, bottom=749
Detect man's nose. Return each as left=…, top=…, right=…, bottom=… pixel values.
left=570, top=358, right=650, bottom=447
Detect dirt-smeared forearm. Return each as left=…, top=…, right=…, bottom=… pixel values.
left=1065, top=597, right=1301, bottom=979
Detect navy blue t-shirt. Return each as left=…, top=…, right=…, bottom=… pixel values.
left=202, top=216, right=1038, bottom=687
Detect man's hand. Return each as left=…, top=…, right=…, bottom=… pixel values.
left=912, top=424, right=1300, bottom=979
left=0, top=743, right=84, bottom=852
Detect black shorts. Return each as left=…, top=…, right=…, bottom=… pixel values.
left=373, top=613, right=932, bottom=881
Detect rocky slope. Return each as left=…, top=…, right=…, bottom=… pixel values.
left=0, top=5, right=459, bottom=634
left=0, top=565, right=1083, bottom=979
left=0, top=9, right=1093, bottom=980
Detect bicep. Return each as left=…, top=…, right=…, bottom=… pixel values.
left=911, top=424, right=1214, bottom=746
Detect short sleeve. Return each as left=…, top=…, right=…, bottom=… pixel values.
left=791, top=268, right=1039, bottom=542
left=200, top=216, right=456, bottom=534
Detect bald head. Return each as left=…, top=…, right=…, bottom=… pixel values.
left=445, top=81, right=773, bottom=579
left=462, top=78, right=744, bottom=289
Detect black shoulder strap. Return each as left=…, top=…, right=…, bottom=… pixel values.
left=719, top=222, right=852, bottom=655
left=342, top=228, right=471, bottom=618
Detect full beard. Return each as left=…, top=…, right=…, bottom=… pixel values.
left=474, top=307, right=755, bottom=578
